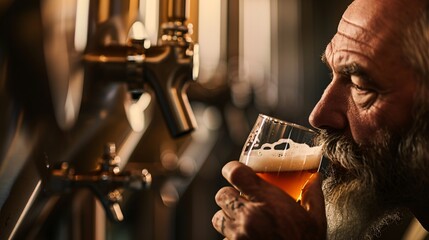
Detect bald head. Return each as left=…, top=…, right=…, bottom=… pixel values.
left=345, top=0, right=426, bottom=23
left=322, top=0, right=429, bottom=81
left=342, top=0, right=428, bottom=53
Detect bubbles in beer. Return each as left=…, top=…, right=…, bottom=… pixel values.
left=240, top=139, right=322, bottom=172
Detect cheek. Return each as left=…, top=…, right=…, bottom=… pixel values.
left=379, top=84, right=417, bottom=135
left=347, top=96, right=416, bottom=144
left=347, top=112, right=382, bottom=144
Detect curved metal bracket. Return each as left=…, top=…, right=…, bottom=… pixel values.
left=48, top=143, right=152, bottom=222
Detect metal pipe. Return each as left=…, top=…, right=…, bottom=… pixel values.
left=168, top=0, right=187, bottom=21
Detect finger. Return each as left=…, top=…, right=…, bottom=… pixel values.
left=222, top=161, right=264, bottom=196
left=300, top=173, right=327, bottom=228
left=212, top=210, right=226, bottom=236
left=215, top=187, right=245, bottom=218
left=212, top=210, right=236, bottom=238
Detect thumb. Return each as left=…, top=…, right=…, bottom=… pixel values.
left=300, top=173, right=327, bottom=227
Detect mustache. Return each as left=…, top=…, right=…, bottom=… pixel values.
left=315, top=128, right=405, bottom=192
left=315, top=130, right=365, bottom=172
left=313, top=129, right=396, bottom=189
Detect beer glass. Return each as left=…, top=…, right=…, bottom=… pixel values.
left=239, top=114, right=323, bottom=201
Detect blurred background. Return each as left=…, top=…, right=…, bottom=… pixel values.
left=0, top=0, right=364, bottom=239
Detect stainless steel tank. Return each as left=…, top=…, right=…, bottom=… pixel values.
left=0, top=0, right=198, bottom=238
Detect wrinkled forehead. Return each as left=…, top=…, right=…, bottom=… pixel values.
left=325, top=0, right=425, bottom=69
left=343, top=0, right=423, bottom=33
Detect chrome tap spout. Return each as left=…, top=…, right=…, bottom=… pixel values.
left=84, top=28, right=198, bottom=137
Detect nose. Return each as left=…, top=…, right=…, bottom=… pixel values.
left=309, top=81, right=348, bottom=131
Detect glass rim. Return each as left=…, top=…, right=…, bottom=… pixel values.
left=258, top=114, right=319, bottom=134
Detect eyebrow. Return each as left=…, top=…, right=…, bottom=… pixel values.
left=339, top=63, right=364, bottom=76
left=321, top=53, right=367, bottom=77
left=321, top=53, right=328, bottom=67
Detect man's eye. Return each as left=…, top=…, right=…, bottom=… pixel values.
left=350, top=75, right=374, bottom=93
left=352, top=83, right=370, bottom=93
left=350, top=84, right=378, bottom=109
left=349, top=75, right=378, bottom=108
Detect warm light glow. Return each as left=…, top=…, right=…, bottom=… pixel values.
left=111, top=203, right=124, bottom=221
left=160, top=183, right=179, bottom=207
left=239, top=0, right=278, bottom=108
left=74, top=0, right=89, bottom=52
left=241, top=0, right=271, bottom=83
left=126, top=93, right=152, bottom=132
left=64, top=68, right=84, bottom=126
left=142, top=0, right=159, bottom=46
left=98, top=0, right=109, bottom=23
left=41, top=0, right=85, bottom=130
left=129, top=21, right=148, bottom=40
left=192, top=43, right=200, bottom=80
left=197, top=0, right=221, bottom=82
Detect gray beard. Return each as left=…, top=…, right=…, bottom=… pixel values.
left=316, top=109, right=429, bottom=240
left=322, top=174, right=402, bottom=240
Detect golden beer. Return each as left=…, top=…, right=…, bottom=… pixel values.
left=240, top=139, right=322, bottom=201
left=256, top=169, right=317, bottom=201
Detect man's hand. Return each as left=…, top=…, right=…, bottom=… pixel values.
left=212, top=161, right=327, bottom=240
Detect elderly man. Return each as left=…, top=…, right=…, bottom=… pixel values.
left=212, top=0, right=429, bottom=239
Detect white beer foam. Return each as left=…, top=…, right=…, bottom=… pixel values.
left=240, top=139, right=322, bottom=171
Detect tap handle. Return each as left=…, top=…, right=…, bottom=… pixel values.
left=48, top=143, right=152, bottom=222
